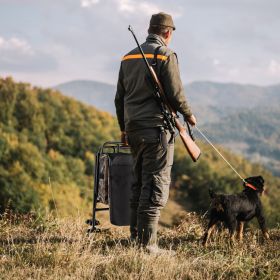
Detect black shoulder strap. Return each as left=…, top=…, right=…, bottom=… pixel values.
left=152, top=46, right=162, bottom=67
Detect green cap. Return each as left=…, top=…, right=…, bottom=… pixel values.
left=150, top=12, right=176, bottom=30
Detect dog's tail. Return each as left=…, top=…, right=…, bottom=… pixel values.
left=209, top=188, right=217, bottom=199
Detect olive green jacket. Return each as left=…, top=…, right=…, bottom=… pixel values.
left=115, top=34, right=192, bottom=132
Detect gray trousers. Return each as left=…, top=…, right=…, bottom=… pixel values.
left=127, top=127, right=174, bottom=242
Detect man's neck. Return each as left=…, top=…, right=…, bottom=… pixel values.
left=146, top=33, right=167, bottom=46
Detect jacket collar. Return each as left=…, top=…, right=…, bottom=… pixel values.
left=146, top=34, right=166, bottom=46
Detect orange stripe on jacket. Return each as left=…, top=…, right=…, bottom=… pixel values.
left=122, top=54, right=168, bottom=61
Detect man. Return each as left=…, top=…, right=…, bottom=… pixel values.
left=115, top=12, right=197, bottom=254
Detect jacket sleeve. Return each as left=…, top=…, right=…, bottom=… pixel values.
left=114, top=63, right=125, bottom=131
left=160, top=53, right=193, bottom=120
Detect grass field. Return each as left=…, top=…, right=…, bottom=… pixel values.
left=0, top=212, right=279, bottom=280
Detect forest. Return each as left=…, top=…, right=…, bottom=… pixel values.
left=0, top=77, right=279, bottom=227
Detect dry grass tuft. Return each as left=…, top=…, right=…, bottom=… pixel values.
left=0, top=212, right=279, bottom=280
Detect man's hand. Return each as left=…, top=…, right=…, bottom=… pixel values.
left=121, top=131, right=129, bottom=146
left=186, top=114, right=197, bottom=126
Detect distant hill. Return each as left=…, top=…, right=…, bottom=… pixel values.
left=55, top=80, right=116, bottom=115
left=201, top=105, right=280, bottom=176
left=187, top=82, right=280, bottom=123
left=55, top=80, right=280, bottom=123
left=55, top=80, right=280, bottom=176
left=187, top=81, right=280, bottom=108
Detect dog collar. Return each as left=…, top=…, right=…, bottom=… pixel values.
left=245, top=183, right=257, bottom=191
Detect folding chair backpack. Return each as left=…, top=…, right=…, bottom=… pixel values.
left=87, top=142, right=134, bottom=232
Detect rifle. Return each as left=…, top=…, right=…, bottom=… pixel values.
left=128, top=25, right=201, bottom=162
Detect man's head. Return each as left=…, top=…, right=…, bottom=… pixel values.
left=148, top=12, right=175, bottom=45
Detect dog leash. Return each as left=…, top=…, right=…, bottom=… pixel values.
left=195, top=126, right=246, bottom=183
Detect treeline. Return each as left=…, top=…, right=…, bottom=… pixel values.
left=0, top=77, right=118, bottom=215
left=204, top=106, right=280, bottom=176
left=0, top=77, right=279, bottom=227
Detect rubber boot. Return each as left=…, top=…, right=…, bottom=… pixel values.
left=137, top=218, right=175, bottom=256
left=129, top=206, right=138, bottom=243
left=137, top=219, right=158, bottom=247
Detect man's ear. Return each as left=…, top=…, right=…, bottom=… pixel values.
left=163, top=30, right=171, bottom=39
left=167, top=30, right=172, bottom=38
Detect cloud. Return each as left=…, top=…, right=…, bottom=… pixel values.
left=116, top=0, right=160, bottom=15
left=0, top=36, right=57, bottom=72
left=213, top=59, right=221, bottom=67
left=79, top=0, right=182, bottom=17
left=269, top=60, right=280, bottom=77
left=0, top=37, right=33, bottom=55
left=80, top=0, right=100, bottom=8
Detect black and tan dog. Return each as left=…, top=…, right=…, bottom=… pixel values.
left=202, top=176, right=269, bottom=246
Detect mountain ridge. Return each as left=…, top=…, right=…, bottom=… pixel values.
left=55, top=79, right=280, bottom=118
left=54, top=79, right=280, bottom=176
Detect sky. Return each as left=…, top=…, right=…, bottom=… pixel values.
left=0, top=0, right=280, bottom=87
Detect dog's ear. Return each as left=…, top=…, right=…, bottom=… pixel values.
left=255, top=176, right=265, bottom=192
left=258, top=176, right=265, bottom=184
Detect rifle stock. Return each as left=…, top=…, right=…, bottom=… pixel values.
left=150, top=66, right=201, bottom=162
left=174, top=118, right=201, bottom=162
